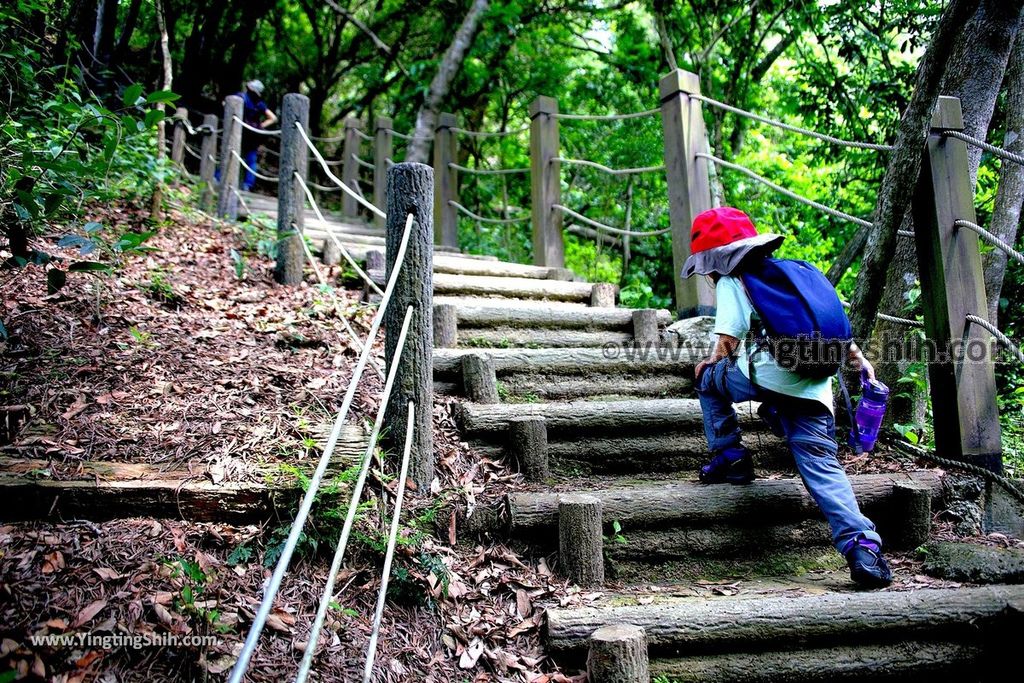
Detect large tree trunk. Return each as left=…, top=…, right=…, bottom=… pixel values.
left=405, top=0, right=490, bottom=163
left=847, top=0, right=982, bottom=339
left=985, top=36, right=1024, bottom=324
left=868, top=0, right=1023, bottom=427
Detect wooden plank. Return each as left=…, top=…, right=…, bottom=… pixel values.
left=530, top=96, right=565, bottom=267
left=433, top=347, right=699, bottom=379
left=660, top=70, right=716, bottom=317
left=911, top=96, right=1002, bottom=471
left=440, top=298, right=671, bottom=330
left=433, top=112, right=460, bottom=248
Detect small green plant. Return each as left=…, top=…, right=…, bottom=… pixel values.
left=230, top=248, right=246, bottom=280
left=606, top=520, right=627, bottom=545
left=128, top=326, right=157, bottom=348
left=166, top=557, right=230, bottom=632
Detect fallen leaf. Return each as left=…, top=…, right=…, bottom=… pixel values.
left=72, top=600, right=107, bottom=628
left=93, top=567, right=121, bottom=581
left=459, top=638, right=484, bottom=669
left=41, top=551, right=65, bottom=574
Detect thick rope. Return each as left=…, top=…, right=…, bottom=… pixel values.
left=227, top=214, right=414, bottom=683
left=898, top=229, right=915, bottom=238
left=449, top=200, right=530, bottom=224
left=351, top=153, right=375, bottom=170
left=698, top=153, right=873, bottom=229
left=183, top=144, right=203, bottom=160
left=690, top=93, right=893, bottom=152
left=451, top=126, right=529, bottom=138
left=362, top=401, right=416, bottom=683
left=294, top=310, right=414, bottom=683
left=954, top=219, right=1024, bottom=266
left=353, top=128, right=373, bottom=142
left=390, top=130, right=433, bottom=142
left=876, top=312, right=924, bottom=328
left=553, top=108, right=660, bottom=121
left=965, top=314, right=1024, bottom=365
left=891, top=440, right=1024, bottom=505
left=295, top=122, right=387, bottom=219
left=294, top=171, right=385, bottom=296
left=554, top=156, right=665, bottom=176
left=230, top=150, right=279, bottom=183
left=553, top=203, right=671, bottom=237
left=307, top=180, right=343, bottom=192
left=232, top=116, right=281, bottom=136
left=942, top=130, right=1024, bottom=167
left=448, top=162, right=529, bottom=176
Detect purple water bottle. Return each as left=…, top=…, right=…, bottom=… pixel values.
left=849, top=370, right=889, bottom=453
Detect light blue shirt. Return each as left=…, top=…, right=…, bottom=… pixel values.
left=713, top=275, right=834, bottom=413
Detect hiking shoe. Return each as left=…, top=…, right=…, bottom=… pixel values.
left=845, top=540, right=893, bottom=588
left=757, top=402, right=786, bottom=438
left=699, top=446, right=755, bottom=485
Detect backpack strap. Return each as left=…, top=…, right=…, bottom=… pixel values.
left=837, top=372, right=863, bottom=455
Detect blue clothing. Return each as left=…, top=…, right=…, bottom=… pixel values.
left=714, top=275, right=834, bottom=412
left=235, top=91, right=268, bottom=154
left=240, top=149, right=258, bottom=192
left=696, top=356, right=882, bottom=553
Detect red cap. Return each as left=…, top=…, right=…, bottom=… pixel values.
left=690, top=207, right=757, bottom=255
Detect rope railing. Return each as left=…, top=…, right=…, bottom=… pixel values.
left=307, top=180, right=343, bottom=192
left=697, top=153, right=873, bottom=229
left=293, top=310, right=415, bottom=683
left=227, top=213, right=415, bottom=683
left=230, top=150, right=279, bottom=183
left=390, top=130, right=433, bottom=142
left=183, top=144, right=203, bottom=160
left=448, top=162, right=529, bottom=176
left=176, top=117, right=217, bottom=137
left=361, top=402, right=415, bottom=683
left=954, top=219, right=1024, bottom=266
left=449, top=200, right=530, bottom=225
left=690, top=93, right=893, bottom=152
left=232, top=115, right=282, bottom=136
left=552, top=203, right=671, bottom=237
left=966, top=314, right=1024, bottom=365
left=942, top=130, right=1024, bottom=167
left=553, top=108, right=660, bottom=122
left=554, top=157, right=665, bottom=176
left=353, top=128, right=373, bottom=142
left=451, top=125, right=529, bottom=138
left=294, top=172, right=385, bottom=296
left=295, top=122, right=387, bottom=220
left=876, top=312, right=924, bottom=328
left=352, top=153, right=375, bottom=171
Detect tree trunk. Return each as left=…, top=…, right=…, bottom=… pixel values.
left=150, top=0, right=172, bottom=221
left=405, top=0, right=490, bottom=163
left=847, top=0, right=982, bottom=339
left=652, top=0, right=678, bottom=71
left=867, top=0, right=1022, bottom=426
left=985, top=35, right=1024, bottom=324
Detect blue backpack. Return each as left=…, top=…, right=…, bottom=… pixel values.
left=738, top=258, right=852, bottom=379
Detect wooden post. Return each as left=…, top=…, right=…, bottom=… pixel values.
left=591, top=283, right=617, bottom=308
left=170, top=107, right=187, bottom=168
left=886, top=481, right=932, bottom=550
left=660, top=70, right=716, bottom=317
left=433, top=113, right=459, bottom=248
left=509, top=417, right=548, bottom=482
left=530, top=96, right=565, bottom=267
left=384, top=162, right=435, bottom=492
left=911, top=96, right=1002, bottom=472
left=462, top=355, right=499, bottom=403
left=363, top=250, right=385, bottom=303
left=274, top=93, right=310, bottom=285
left=559, top=494, right=604, bottom=586
left=587, top=625, right=649, bottom=683
left=632, top=309, right=660, bottom=346
left=341, top=116, right=363, bottom=219
left=198, top=114, right=219, bottom=212
left=322, top=238, right=341, bottom=266
left=216, top=95, right=243, bottom=219
left=433, top=303, right=458, bottom=348
left=374, top=117, right=394, bottom=228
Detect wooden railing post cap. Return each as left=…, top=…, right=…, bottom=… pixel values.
left=931, top=96, right=964, bottom=131
left=436, top=112, right=458, bottom=131
left=283, top=93, right=309, bottom=106
left=344, top=116, right=363, bottom=129
left=529, top=96, right=559, bottom=118
left=375, top=116, right=393, bottom=131
left=659, top=70, right=701, bottom=100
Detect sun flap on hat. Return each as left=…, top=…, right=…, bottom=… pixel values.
left=681, top=233, right=785, bottom=278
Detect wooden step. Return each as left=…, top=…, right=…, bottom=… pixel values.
left=432, top=255, right=575, bottom=280
left=368, top=271, right=598, bottom=303
left=546, top=585, right=1024, bottom=682
left=434, top=348, right=699, bottom=381
left=436, top=298, right=673, bottom=331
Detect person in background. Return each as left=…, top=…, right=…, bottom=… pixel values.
left=235, top=79, right=277, bottom=192
left=683, top=207, right=893, bottom=589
